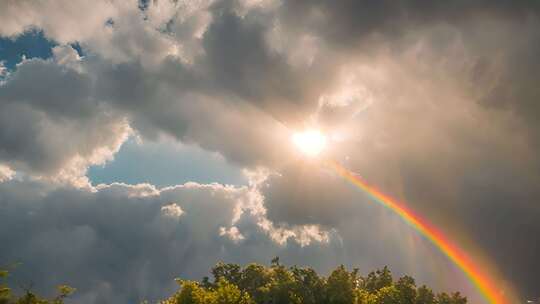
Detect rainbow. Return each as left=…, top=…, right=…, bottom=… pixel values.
left=327, top=160, right=507, bottom=304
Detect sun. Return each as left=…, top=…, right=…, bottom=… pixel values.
left=292, top=129, right=327, bottom=157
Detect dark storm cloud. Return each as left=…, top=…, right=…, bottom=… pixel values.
left=0, top=58, right=95, bottom=118
left=261, top=163, right=367, bottom=227
left=0, top=54, right=128, bottom=182
left=277, top=0, right=540, bottom=49
left=200, top=4, right=331, bottom=123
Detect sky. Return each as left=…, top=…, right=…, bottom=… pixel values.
left=0, top=1, right=539, bottom=303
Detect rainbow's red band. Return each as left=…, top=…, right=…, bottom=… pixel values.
left=328, top=160, right=507, bottom=304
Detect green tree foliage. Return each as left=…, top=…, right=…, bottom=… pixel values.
left=395, top=276, right=416, bottom=304
left=289, top=266, right=325, bottom=304
left=161, top=279, right=253, bottom=304
left=362, top=266, right=393, bottom=293
left=0, top=269, right=74, bottom=304
left=212, top=263, right=242, bottom=287
left=265, top=260, right=299, bottom=304
left=162, top=258, right=468, bottom=304
left=435, top=292, right=467, bottom=304
left=0, top=270, right=11, bottom=304
left=377, top=285, right=401, bottom=304
left=0, top=259, right=469, bottom=304
left=238, top=264, right=271, bottom=303
left=326, top=265, right=358, bottom=304
left=416, top=285, right=436, bottom=304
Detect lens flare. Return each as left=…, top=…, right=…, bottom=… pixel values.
left=292, top=130, right=327, bottom=157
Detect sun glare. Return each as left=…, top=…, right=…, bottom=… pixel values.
left=292, top=130, right=327, bottom=157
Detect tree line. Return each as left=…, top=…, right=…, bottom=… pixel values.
left=0, top=266, right=75, bottom=304
left=161, top=257, right=466, bottom=304
left=1, top=258, right=468, bottom=304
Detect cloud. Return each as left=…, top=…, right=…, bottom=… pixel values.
left=0, top=176, right=491, bottom=303
left=0, top=164, right=14, bottom=182
left=0, top=0, right=117, bottom=43
left=0, top=179, right=335, bottom=303
left=0, top=0, right=539, bottom=302
left=219, top=226, right=245, bottom=243
left=0, top=1, right=332, bottom=175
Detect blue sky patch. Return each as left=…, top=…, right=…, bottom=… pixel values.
left=0, top=30, right=56, bottom=70
left=88, top=138, right=247, bottom=187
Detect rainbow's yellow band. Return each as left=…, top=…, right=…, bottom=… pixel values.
left=328, top=160, right=506, bottom=304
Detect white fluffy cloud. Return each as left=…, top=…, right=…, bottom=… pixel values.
left=0, top=0, right=117, bottom=42
left=0, top=164, right=14, bottom=182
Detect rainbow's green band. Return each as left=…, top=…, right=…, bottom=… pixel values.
left=328, top=160, right=506, bottom=304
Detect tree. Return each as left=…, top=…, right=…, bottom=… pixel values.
left=214, top=279, right=253, bottom=304
left=265, top=260, right=300, bottom=304
left=52, top=286, right=76, bottom=304
left=438, top=292, right=467, bottom=304
left=238, top=264, right=271, bottom=304
left=212, top=263, right=242, bottom=287
left=162, top=280, right=207, bottom=304
left=362, top=266, right=393, bottom=293
left=0, top=270, right=11, bottom=304
left=377, top=285, right=401, bottom=304
left=356, top=289, right=378, bottom=304
left=162, top=278, right=253, bottom=304
left=436, top=292, right=452, bottom=304
left=435, top=292, right=466, bottom=304
left=2, top=259, right=469, bottom=304
left=0, top=268, right=74, bottom=304
left=325, top=265, right=358, bottom=304
left=395, top=276, right=416, bottom=304
left=415, top=286, right=435, bottom=304
left=290, top=266, right=325, bottom=304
